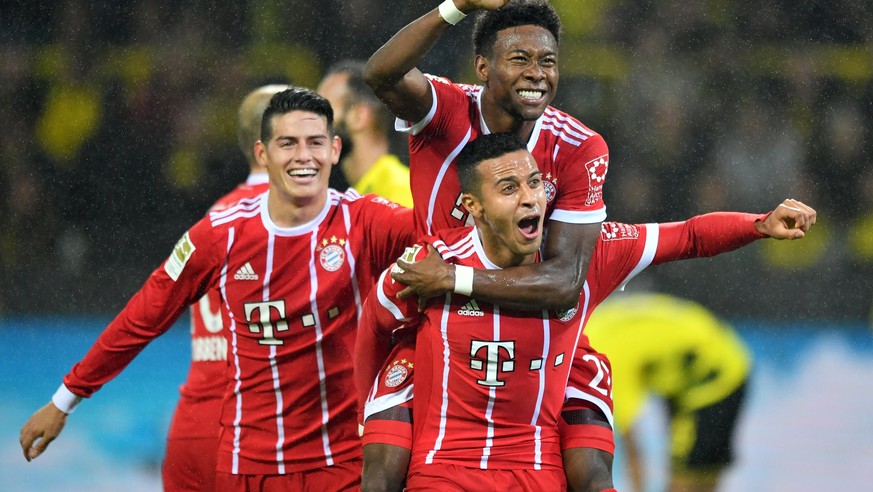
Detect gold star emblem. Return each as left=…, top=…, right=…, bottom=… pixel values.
left=330, top=236, right=337, bottom=243
left=339, top=238, right=346, bottom=246
left=322, top=239, right=329, bottom=246
left=546, top=172, right=552, bottom=180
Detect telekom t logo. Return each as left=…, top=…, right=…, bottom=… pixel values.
left=469, top=340, right=515, bottom=387
left=244, top=300, right=289, bottom=345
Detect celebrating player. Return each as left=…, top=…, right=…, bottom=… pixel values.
left=20, top=88, right=415, bottom=491
left=355, top=138, right=816, bottom=492
left=364, top=0, right=614, bottom=487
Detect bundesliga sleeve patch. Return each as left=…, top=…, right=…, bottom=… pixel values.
left=164, top=231, right=196, bottom=281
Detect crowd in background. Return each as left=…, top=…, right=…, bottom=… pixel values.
left=2, top=0, right=872, bottom=319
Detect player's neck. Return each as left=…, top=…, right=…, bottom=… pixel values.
left=266, top=188, right=328, bottom=228
left=341, top=132, right=389, bottom=186
left=476, top=227, right=537, bottom=269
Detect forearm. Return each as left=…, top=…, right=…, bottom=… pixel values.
left=654, top=212, right=767, bottom=264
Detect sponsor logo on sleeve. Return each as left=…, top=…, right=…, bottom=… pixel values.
left=585, top=155, right=608, bottom=206
left=600, top=222, right=640, bottom=241
left=164, top=232, right=196, bottom=281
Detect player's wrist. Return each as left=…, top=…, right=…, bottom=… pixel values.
left=51, top=384, right=83, bottom=415
left=753, top=212, right=772, bottom=237
left=438, top=0, right=468, bottom=25
left=453, top=265, right=474, bottom=296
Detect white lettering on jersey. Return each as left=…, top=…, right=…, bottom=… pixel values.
left=192, top=335, right=228, bottom=361
left=198, top=295, right=223, bottom=334
left=470, top=340, right=515, bottom=387
left=582, top=354, right=612, bottom=398
left=165, top=232, right=196, bottom=281
left=244, top=300, right=290, bottom=346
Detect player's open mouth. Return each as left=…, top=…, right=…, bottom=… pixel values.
left=517, top=89, right=545, bottom=101
left=286, top=168, right=318, bottom=181
left=517, top=215, right=541, bottom=239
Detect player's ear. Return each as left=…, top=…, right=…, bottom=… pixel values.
left=254, top=141, right=268, bottom=169
left=331, top=135, right=342, bottom=165
left=461, top=193, right=483, bottom=218
left=474, top=55, right=489, bottom=83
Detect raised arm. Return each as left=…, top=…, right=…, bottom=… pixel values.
left=363, top=0, right=509, bottom=123
left=395, top=220, right=600, bottom=310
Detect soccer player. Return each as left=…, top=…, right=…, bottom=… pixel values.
left=585, top=293, right=752, bottom=492
left=355, top=137, right=816, bottom=490
left=162, top=84, right=287, bottom=491
left=356, top=132, right=585, bottom=490
left=317, top=60, right=413, bottom=207
left=364, top=0, right=613, bottom=487
left=19, top=88, right=415, bottom=491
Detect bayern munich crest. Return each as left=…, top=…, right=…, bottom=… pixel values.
left=543, top=179, right=557, bottom=203
left=319, top=244, right=345, bottom=272
left=556, top=303, right=579, bottom=322
left=384, top=363, right=409, bottom=388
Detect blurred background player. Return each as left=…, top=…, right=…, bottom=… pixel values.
left=317, top=60, right=413, bottom=207
left=586, top=293, right=752, bottom=492
left=19, top=88, right=415, bottom=491
left=162, top=83, right=287, bottom=491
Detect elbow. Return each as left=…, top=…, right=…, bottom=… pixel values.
left=362, top=62, right=386, bottom=93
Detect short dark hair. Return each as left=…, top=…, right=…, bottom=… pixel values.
left=456, top=133, right=528, bottom=195
left=260, top=88, right=334, bottom=142
left=323, top=59, right=393, bottom=133
left=472, top=0, right=562, bottom=58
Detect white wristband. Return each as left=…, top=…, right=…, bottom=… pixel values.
left=454, top=265, right=474, bottom=297
left=438, top=0, right=467, bottom=26
left=52, top=384, right=84, bottom=415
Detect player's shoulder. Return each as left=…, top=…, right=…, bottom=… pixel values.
left=210, top=185, right=268, bottom=213
left=429, top=227, right=477, bottom=263
left=207, top=193, right=264, bottom=229
left=339, top=188, right=405, bottom=212
left=540, top=106, right=604, bottom=148
left=424, top=73, right=480, bottom=101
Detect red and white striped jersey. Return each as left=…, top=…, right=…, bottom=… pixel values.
left=62, top=189, right=414, bottom=474
left=397, top=75, right=609, bottom=236
left=356, top=212, right=768, bottom=470
left=171, top=172, right=269, bottom=441
left=362, top=227, right=584, bottom=472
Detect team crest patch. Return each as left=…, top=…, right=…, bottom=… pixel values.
left=384, top=363, right=409, bottom=388
left=319, top=244, right=345, bottom=272
left=556, top=303, right=579, bottom=322
left=543, top=179, right=557, bottom=204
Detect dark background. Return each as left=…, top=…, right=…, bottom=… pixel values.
left=2, top=1, right=872, bottom=321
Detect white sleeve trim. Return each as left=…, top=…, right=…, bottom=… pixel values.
left=377, top=269, right=413, bottom=322
left=549, top=207, right=607, bottom=225
left=394, top=79, right=437, bottom=136
left=52, top=384, right=84, bottom=415
left=617, top=223, right=658, bottom=292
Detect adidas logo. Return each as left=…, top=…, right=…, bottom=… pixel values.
left=457, top=299, right=484, bottom=317
left=234, top=262, right=259, bottom=281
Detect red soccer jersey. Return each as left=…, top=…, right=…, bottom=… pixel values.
left=397, top=75, right=609, bottom=236
left=356, top=212, right=768, bottom=462
left=170, top=172, right=270, bottom=441
left=62, top=189, right=414, bottom=475
left=359, top=227, right=586, bottom=472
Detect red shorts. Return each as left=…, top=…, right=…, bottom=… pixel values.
left=362, top=332, right=415, bottom=449
left=407, top=462, right=566, bottom=491
left=163, top=436, right=219, bottom=492
left=562, top=347, right=616, bottom=454
left=214, top=457, right=362, bottom=492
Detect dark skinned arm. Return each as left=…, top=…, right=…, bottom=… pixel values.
left=363, top=0, right=510, bottom=123
left=393, top=220, right=601, bottom=311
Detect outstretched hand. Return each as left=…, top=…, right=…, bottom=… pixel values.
left=391, top=244, right=454, bottom=310
left=19, top=402, right=68, bottom=462
left=756, top=199, right=817, bottom=239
